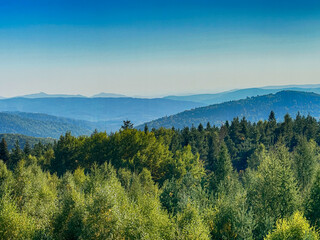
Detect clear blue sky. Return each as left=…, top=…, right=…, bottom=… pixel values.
left=1, top=0, right=320, bottom=97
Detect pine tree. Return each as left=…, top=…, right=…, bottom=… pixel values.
left=23, top=141, right=31, bottom=157
left=215, top=143, right=233, bottom=183
left=248, top=144, right=300, bottom=239
left=0, top=138, right=9, bottom=163
left=293, top=138, right=317, bottom=192
left=9, top=140, right=23, bottom=167
left=144, top=124, right=149, bottom=134
left=306, top=168, right=320, bottom=229
left=121, top=120, right=133, bottom=130
left=209, top=142, right=233, bottom=191
left=198, top=123, right=204, bottom=132
left=268, top=111, right=276, bottom=122
left=280, top=113, right=293, bottom=148
left=206, top=132, right=219, bottom=171
left=206, top=122, right=211, bottom=131
left=266, top=111, right=277, bottom=145
left=247, top=143, right=266, bottom=170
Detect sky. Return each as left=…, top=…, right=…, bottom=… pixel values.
left=0, top=0, right=320, bottom=97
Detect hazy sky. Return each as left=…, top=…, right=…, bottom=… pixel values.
left=1, top=0, right=320, bottom=97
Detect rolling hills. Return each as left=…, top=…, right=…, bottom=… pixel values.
left=0, top=97, right=203, bottom=131
left=140, top=91, right=320, bottom=129
left=0, top=112, right=99, bottom=138
left=164, top=87, right=320, bottom=105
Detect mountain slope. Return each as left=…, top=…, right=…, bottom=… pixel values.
left=0, top=112, right=98, bottom=138
left=0, top=98, right=203, bottom=130
left=164, top=87, right=320, bottom=105
left=0, top=133, right=55, bottom=149
left=141, top=91, right=320, bottom=129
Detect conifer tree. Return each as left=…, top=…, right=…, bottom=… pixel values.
left=248, top=144, right=300, bottom=239
left=198, top=123, right=204, bottom=132
left=206, top=122, right=211, bottom=131
left=209, top=142, right=233, bottom=191
left=9, top=140, right=23, bottom=167
left=206, top=132, right=219, bottom=171
left=266, top=111, right=277, bottom=144
left=23, top=141, right=31, bottom=157
left=280, top=113, right=294, bottom=148
left=293, top=138, right=317, bottom=192
left=121, top=120, right=133, bottom=130
left=247, top=143, right=266, bottom=170
left=306, top=168, right=320, bottom=229
left=144, top=124, right=149, bottom=134
left=0, top=138, right=9, bottom=163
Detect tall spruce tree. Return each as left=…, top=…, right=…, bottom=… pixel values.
left=248, top=144, right=300, bottom=239
left=293, top=138, right=317, bottom=192
left=210, top=142, right=233, bottom=191
left=206, top=132, right=220, bottom=171
left=23, top=141, right=31, bottom=157
left=0, top=138, right=9, bottom=163
left=306, top=168, right=320, bottom=229
left=9, top=140, right=23, bottom=167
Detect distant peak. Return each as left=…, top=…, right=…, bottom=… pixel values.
left=91, top=92, right=126, bottom=98
left=16, top=92, right=86, bottom=98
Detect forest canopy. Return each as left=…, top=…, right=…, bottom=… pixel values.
left=0, top=113, right=319, bottom=239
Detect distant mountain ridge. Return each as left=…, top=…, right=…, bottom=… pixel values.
left=18, top=92, right=86, bottom=98
left=164, top=86, right=320, bottom=105
left=0, top=98, right=203, bottom=131
left=17, top=92, right=127, bottom=98
left=91, top=92, right=126, bottom=98
left=140, top=91, right=320, bottom=129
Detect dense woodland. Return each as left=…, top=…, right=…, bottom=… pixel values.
left=142, top=91, right=320, bottom=130
left=0, top=112, right=320, bottom=239
left=0, top=133, right=54, bottom=150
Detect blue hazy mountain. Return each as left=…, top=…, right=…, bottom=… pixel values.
left=14, top=92, right=127, bottom=98
left=164, top=86, right=320, bottom=105
left=141, top=91, right=320, bottom=130
left=0, top=98, right=203, bottom=131
left=91, top=93, right=126, bottom=98
left=18, top=92, right=87, bottom=98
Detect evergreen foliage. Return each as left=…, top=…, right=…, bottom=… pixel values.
left=265, top=212, right=319, bottom=240
left=0, top=138, right=9, bottom=163
left=0, top=112, right=319, bottom=239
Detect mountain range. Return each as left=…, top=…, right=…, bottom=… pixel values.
left=1, top=85, right=320, bottom=137
left=140, top=91, right=320, bottom=130
left=13, top=92, right=126, bottom=99
left=0, top=98, right=203, bottom=131
left=164, top=87, right=320, bottom=105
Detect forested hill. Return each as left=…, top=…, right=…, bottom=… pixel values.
left=0, top=133, right=54, bottom=149
left=164, top=86, right=320, bottom=105
left=0, top=97, right=203, bottom=131
left=141, top=91, right=320, bottom=129
left=0, top=112, right=97, bottom=138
